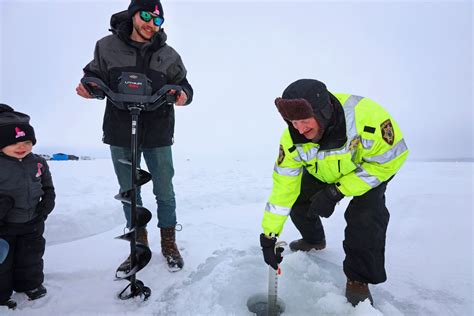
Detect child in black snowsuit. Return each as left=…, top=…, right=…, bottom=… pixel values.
left=0, top=104, right=55, bottom=310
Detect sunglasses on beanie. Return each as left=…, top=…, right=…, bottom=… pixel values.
left=139, top=11, right=164, bottom=27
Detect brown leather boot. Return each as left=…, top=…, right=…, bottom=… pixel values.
left=345, top=279, right=374, bottom=306
left=289, top=239, right=326, bottom=252
left=136, top=227, right=149, bottom=246
left=117, top=227, right=148, bottom=272
left=160, top=227, right=184, bottom=271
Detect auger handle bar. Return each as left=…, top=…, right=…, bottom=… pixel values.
left=81, top=76, right=182, bottom=111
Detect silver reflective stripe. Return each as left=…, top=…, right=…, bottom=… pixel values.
left=296, top=145, right=351, bottom=161
left=361, top=138, right=374, bottom=150
left=363, top=139, right=408, bottom=164
left=296, top=136, right=352, bottom=161
left=354, top=166, right=381, bottom=188
left=316, top=146, right=350, bottom=159
left=265, top=202, right=291, bottom=216
left=343, top=95, right=363, bottom=140
left=273, top=164, right=302, bottom=176
left=296, top=146, right=319, bottom=162
left=344, top=95, right=364, bottom=108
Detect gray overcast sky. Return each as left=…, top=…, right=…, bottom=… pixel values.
left=0, top=0, right=472, bottom=160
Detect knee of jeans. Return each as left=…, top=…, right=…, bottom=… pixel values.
left=153, top=188, right=175, bottom=201
left=155, top=197, right=176, bottom=208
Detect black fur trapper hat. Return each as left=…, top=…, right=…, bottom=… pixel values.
left=275, top=79, right=334, bottom=132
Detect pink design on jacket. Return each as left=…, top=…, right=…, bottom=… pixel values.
left=36, top=162, right=43, bottom=177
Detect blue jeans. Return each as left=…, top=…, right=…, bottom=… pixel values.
left=110, top=145, right=177, bottom=229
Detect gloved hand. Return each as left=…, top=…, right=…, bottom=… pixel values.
left=36, top=199, right=55, bottom=221
left=260, top=233, right=284, bottom=270
left=309, top=184, right=344, bottom=218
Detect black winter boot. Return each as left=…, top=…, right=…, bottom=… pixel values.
left=160, top=227, right=184, bottom=272
left=345, top=279, right=374, bottom=306
left=0, top=299, right=17, bottom=309
left=289, top=239, right=326, bottom=252
left=25, top=284, right=47, bottom=301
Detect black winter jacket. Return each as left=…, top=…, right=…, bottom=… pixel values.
left=83, top=11, right=194, bottom=148
left=0, top=153, right=55, bottom=224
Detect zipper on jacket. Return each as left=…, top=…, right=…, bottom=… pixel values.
left=22, top=159, right=33, bottom=221
left=338, top=160, right=341, bottom=173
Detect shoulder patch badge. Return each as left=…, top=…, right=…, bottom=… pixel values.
left=380, top=119, right=395, bottom=145
left=277, top=144, right=285, bottom=165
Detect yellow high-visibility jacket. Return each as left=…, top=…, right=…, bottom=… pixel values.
left=262, top=94, right=408, bottom=236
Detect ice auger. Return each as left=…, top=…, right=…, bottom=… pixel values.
left=81, top=73, right=181, bottom=300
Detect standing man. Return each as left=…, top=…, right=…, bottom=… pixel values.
left=259, top=79, right=408, bottom=306
left=76, top=0, right=193, bottom=272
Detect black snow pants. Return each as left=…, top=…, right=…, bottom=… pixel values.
left=0, top=218, right=45, bottom=302
left=290, top=169, right=390, bottom=284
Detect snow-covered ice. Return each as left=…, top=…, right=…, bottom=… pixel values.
left=1, top=157, right=472, bottom=315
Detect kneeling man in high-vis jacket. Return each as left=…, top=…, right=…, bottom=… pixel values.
left=259, top=79, right=408, bottom=307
